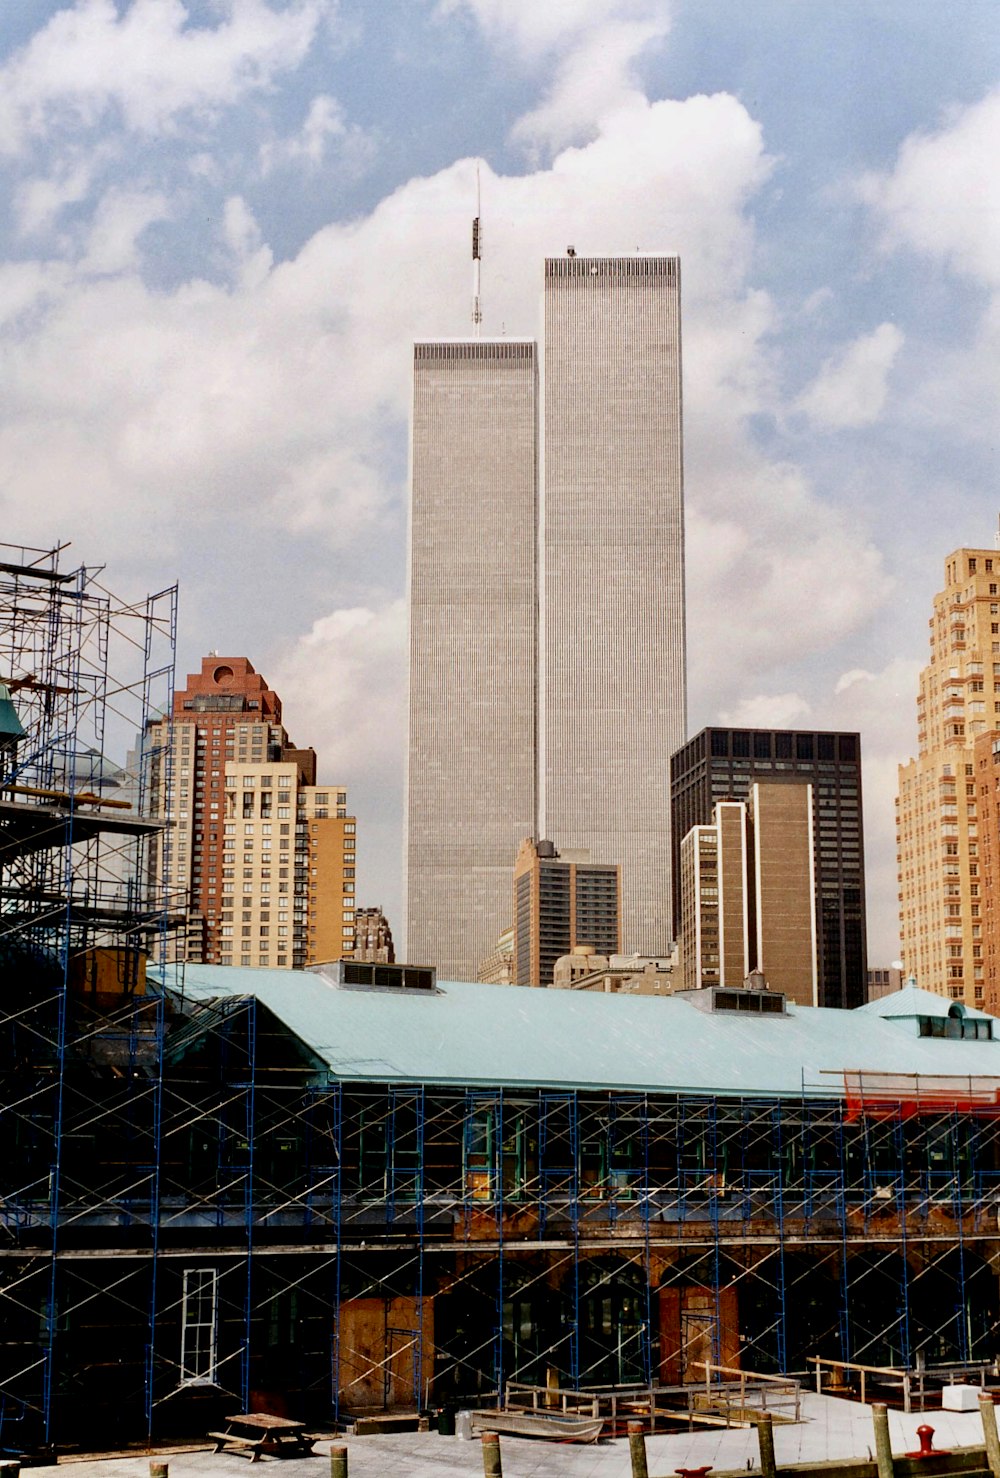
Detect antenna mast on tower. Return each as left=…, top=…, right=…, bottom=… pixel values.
left=472, top=163, right=483, bottom=335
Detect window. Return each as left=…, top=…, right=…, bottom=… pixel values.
left=181, top=1269, right=218, bottom=1384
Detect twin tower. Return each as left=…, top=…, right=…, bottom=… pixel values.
left=405, top=256, right=687, bottom=980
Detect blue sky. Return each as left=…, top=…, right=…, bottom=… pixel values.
left=1, top=0, right=997, bottom=962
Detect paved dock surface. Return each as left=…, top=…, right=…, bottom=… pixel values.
left=26, top=1393, right=991, bottom=1478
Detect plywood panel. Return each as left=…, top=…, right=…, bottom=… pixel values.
left=337, top=1296, right=434, bottom=1412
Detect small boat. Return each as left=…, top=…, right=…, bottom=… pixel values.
left=470, top=1408, right=604, bottom=1443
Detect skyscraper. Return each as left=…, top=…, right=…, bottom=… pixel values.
left=512, top=837, right=620, bottom=987
left=897, top=544, right=1000, bottom=1004
left=679, top=784, right=816, bottom=1005
left=670, top=727, right=865, bottom=1009
left=542, top=258, right=685, bottom=955
left=149, top=657, right=357, bottom=969
left=405, top=344, right=538, bottom=978
left=405, top=258, right=685, bottom=979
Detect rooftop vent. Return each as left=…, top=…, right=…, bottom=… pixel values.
left=311, top=959, right=437, bottom=993
left=679, top=986, right=787, bottom=1016
left=919, top=1004, right=992, bottom=1041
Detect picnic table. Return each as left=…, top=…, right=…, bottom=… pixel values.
left=209, top=1413, right=317, bottom=1461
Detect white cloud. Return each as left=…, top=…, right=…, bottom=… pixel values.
left=79, top=187, right=169, bottom=275
left=797, top=322, right=903, bottom=429
left=259, top=93, right=374, bottom=176
left=439, top=0, right=670, bottom=58
left=272, top=601, right=407, bottom=924
left=718, top=693, right=813, bottom=729
left=443, top=0, right=672, bottom=152
left=857, top=91, right=1000, bottom=445
left=511, top=18, right=669, bottom=153
left=0, top=0, right=330, bottom=155
left=221, top=194, right=274, bottom=285
left=16, top=145, right=113, bottom=237
left=275, top=601, right=407, bottom=776
left=0, top=82, right=890, bottom=946
left=859, top=88, right=1000, bottom=289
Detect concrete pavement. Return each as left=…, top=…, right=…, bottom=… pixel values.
left=25, top=1392, right=993, bottom=1478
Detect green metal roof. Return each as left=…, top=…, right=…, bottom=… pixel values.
left=154, top=965, right=1000, bottom=1099
left=856, top=982, right=993, bottom=1022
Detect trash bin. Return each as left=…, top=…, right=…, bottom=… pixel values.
left=437, top=1406, right=456, bottom=1436
left=456, top=1410, right=473, bottom=1441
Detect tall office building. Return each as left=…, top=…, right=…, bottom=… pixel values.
left=405, top=258, right=685, bottom=979
left=512, top=837, right=620, bottom=986
left=350, top=905, right=395, bottom=964
left=897, top=545, right=1000, bottom=1004
left=541, top=259, right=685, bottom=955
left=149, top=657, right=357, bottom=968
left=679, top=785, right=816, bottom=1006
left=670, top=728, right=865, bottom=1008
left=405, top=343, right=538, bottom=979
left=975, top=734, right=1000, bottom=1013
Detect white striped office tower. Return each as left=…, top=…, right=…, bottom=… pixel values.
left=405, top=342, right=538, bottom=980
left=405, top=259, right=687, bottom=978
left=541, top=258, right=686, bottom=957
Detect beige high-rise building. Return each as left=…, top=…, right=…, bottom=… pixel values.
left=679, top=783, right=816, bottom=1006
left=753, top=781, right=816, bottom=1004
left=148, top=658, right=356, bottom=969
left=897, top=545, right=1000, bottom=1003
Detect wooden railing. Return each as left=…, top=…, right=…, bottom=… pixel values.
left=503, top=1380, right=681, bottom=1433
left=693, top=1362, right=802, bottom=1423
left=810, top=1356, right=994, bottom=1414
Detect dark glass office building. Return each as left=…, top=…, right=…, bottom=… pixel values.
left=670, top=728, right=866, bottom=1009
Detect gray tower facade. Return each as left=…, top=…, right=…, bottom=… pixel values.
left=541, top=258, right=686, bottom=955
left=406, top=258, right=686, bottom=978
left=405, top=342, right=538, bottom=979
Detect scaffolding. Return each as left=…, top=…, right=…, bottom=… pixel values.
left=8, top=967, right=1000, bottom=1451
left=2, top=544, right=1000, bottom=1447
left=0, top=541, right=177, bottom=1452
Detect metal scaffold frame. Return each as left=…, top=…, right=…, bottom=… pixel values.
left=2, top=546, right=1000, bottom=1448
left=6, top=957, right=1000, bottom=1448
left=0, top=541, right=177, bottom=1452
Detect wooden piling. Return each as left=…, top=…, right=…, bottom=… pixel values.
left=149, top=1462, right=168, bottom=1478
left=980, top=1393, right=1000, bottom=1478
left=628, top=1419, right=649, bottom=1478
left=329, top=1443, right=348, bottom=1478
left=758, top=1411, right=777, bottom=1478
left=482, top=1431, right=502, bottom=1478
left=872, top=1402, right=894, bottom=1478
